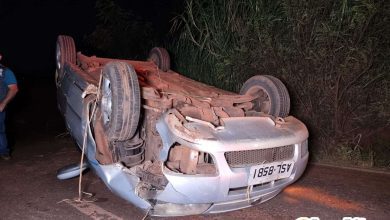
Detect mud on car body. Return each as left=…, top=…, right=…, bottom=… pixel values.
left=55, top=35, right=309, bottom=216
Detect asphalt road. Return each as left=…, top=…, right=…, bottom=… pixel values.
left=0, top=132, right=389, bottom=220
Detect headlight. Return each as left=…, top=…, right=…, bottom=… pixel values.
left=300, top=139, right=309, bottom=158
left=165, top=143, right=217, bottom=175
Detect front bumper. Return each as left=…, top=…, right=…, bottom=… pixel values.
left=151, top=152, right=308, bottom=216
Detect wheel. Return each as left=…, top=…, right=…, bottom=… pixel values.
left=56, top=35, right=76, bottom=73
left=148, top=47, right=170, bottom=72
left=56, top=35, right=76, bottom=82
left=240, top=75, right=290, bottom=117
left=100, top=62, right=141, bottom=141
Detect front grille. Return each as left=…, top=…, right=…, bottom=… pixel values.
left=225, top=145, right=295, bottom=167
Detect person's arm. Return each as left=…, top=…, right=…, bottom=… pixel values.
left=0, top=84, right=18, bottom=112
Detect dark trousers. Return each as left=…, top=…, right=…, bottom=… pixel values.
left=0, top=111, right=8, bottom=155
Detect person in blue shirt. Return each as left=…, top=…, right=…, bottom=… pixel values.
left=0, top=53, right=18, bottom=160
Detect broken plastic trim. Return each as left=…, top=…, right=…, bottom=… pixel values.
left=56, top=161, right=89, bottom=180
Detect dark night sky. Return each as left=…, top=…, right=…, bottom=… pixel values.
left=0, top=0, right=96, bottom=75
left=0, top=0, right=182, bottom=76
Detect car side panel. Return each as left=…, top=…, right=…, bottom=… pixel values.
left=60, top=64, right=88, bottom=146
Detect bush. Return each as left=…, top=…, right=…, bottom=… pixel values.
left=170, top=0, right=390, bottom=167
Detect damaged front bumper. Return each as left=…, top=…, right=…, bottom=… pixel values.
left=84, top=111, right=309, bottom=216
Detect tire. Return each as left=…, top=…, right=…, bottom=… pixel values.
left=100, top=62, right=141, bottom=141
left=148, top=47, right=170, bottom=72
left=240, top=75, right=290, bottom=118
left=56, top=35, right=76, bottom=74
left=56, top=35, right=76, bottom=85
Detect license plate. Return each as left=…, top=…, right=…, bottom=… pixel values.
left=248, top=160, right=294, bottom=185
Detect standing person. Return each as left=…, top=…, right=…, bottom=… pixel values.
left=0, top=53, right=18, bottom=160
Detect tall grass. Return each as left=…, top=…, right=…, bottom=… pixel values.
left=170, top=0, right=288, bottom=91
left=170, top=0, right=390, bottom=167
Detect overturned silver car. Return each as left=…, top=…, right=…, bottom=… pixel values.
left=55, top=35, right=309, bottom=216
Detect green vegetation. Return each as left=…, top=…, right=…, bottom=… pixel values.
left=170, top=0, right=390, bottom=168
